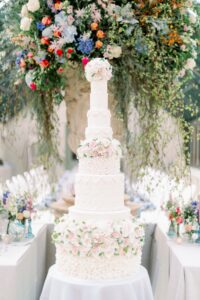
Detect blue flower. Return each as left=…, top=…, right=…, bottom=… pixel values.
left=16, top=56, right=21, bottom=66
left=37, top=22, right=45, bottom=31
left=135, top=40, right=148, bottom=55
left=192, top=201, right=198, bottom=207
left=3, top=191, right=9, bottom=205
left=77, top=37, right=94, bottom=55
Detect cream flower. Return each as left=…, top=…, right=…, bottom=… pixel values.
left=23, top=210, right=30, bottom=218
left=185, top=58, right=196, bottom=70
left=21, top=4, right=29, bottom=17
left=20, top=17, right=32, bottom=31
left=27, top=0, right=40, bottom=13
left=105, top=45, right=122, bottom=59
left=187, top=9, right=197, bottom=24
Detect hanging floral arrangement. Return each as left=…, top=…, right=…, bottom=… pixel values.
left=11, top=0, right=200, bottom=175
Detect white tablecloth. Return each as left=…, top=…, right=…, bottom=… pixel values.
left=150, top=218, right=200, bottom=300
left=40, top=265, right=154, bottom=300
left=0, top=223, right=47, bottom=300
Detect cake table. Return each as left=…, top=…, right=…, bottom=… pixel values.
left=40, top=265, right=153, bottom=300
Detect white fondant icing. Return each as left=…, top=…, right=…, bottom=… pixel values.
left=87, top=110, right=111, bottom=128
left=79, top=157, right=120, bottom=175
left=85, top=127, right=113, bottom=139
left=69, top=206, right=130, bottom=221
left=75, top=174, right=124, bottom=211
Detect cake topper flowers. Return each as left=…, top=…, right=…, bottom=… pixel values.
left=85, top=58, right=112, bottom=82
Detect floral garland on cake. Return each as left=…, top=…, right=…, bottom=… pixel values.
left=52, top=216, right=144, bottom=258
left=77, top=138, right=122, bottom=159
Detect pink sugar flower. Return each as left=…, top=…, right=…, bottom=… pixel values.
left=111, top=231, right=120, bottom=238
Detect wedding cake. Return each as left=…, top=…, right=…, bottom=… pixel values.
left=53, top=58, right=144, bottom=280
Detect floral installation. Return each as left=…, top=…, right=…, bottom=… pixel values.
left=7, top=0, right=200, bottom=177
left=77, top=137, right=122, bottom=159
left=52, top=216, right=144, bottom=258
left=85, top=58, right=112, bottom=82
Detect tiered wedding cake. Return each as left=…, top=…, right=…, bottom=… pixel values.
left=53, top=58, right=144, bottom=280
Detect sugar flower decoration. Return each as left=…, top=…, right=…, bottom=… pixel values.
left=85, top=58, right=112, bottom=81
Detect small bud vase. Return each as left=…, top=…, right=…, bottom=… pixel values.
left=167, top=220, right=176, bottom=237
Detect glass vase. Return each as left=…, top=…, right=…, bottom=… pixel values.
left=8, top=220, right=25, bottom=242
left=167, top=220, right=176, bottom=238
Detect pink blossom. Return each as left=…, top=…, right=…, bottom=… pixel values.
left=82, top=57, right=89, bottom=66
left=67, top=15, right=75, bottom=25
left=29, top=82, right=36, bottom=90
left=111, top=231, right=120, bottom=238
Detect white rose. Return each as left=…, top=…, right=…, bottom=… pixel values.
left=185, top=58, right=196, bottom=70
left=20, top=17, right=32, bottom=31
left=179, top=69, right=186, bottom=78
left=27, top=0, right=40, bottom=12
left=110, top=45, right=122, bottom=58
left=187, top=9, right=197, bottom=24
left=23, top=210, right=30, bottom=219
left=21, top=4, right=29, bottom=17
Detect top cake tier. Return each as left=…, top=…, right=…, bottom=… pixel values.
left=90, top=80, right=108, bottom=110
left=85, top=59, right=112, bottom=140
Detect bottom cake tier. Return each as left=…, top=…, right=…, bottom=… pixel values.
left=53, top=213, right=144, bottom=280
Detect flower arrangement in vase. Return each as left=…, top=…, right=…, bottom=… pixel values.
left=183, top=201, right=198, bottom=242
left=165, top=199, right=183, bottom=239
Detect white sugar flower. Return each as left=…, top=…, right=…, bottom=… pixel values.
left=27, top=0, right=40, bottom=12
left=85, top=58, right=112, bottom=81
left=20, top=17, right=32, bottom=31
left=21, top=4, right=29, bottom=17
left=185, top=58, right=196, bottom=70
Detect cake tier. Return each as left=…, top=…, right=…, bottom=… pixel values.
left=55, top=252, right=141, bottom=280
left=79, top=157, right=120, bottom=175
left=69, top=206, right=130, bottom=221
left=87, top=109, right=111, bottom=128
left=85, top=127, right=113, bottom=139
left=75, top=174, right=124, bottom=211
left=53, top=214, right=144, bottom=280
left=90, top=80, right=108, bottom=110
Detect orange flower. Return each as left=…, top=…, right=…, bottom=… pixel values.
left=54, top=1, right=62, bottom=10
left=20, top=59, right=26, bottom=68
left=96, top=30, right=105, bottom=39
left=91, top=22, right=98, bottom=31
left=41, top=36, right=50, bottom=45
left=54, top=31, right=61, bottom=38
left=95, top=40, right=103, bottom=49
left=16, top=213, right=24, bottom=220
left=42, top=16, right=52, bottom=26
left=48, top=46, right=54, bottom=53
left=40, top=59, right=50, bottom=68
